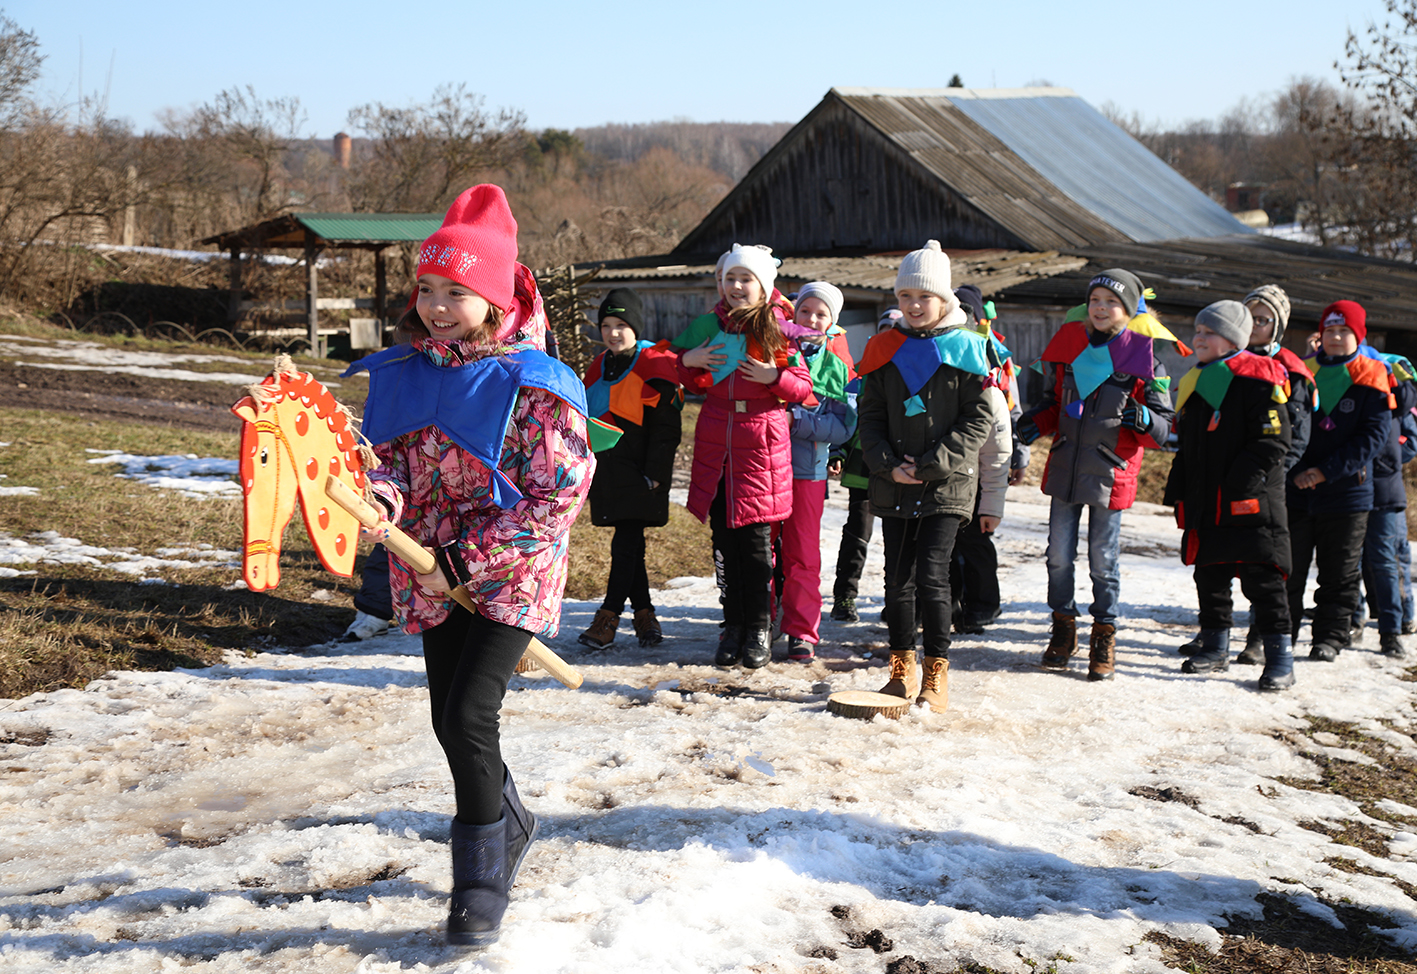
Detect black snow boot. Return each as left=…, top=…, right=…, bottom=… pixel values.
left=1177, top=632, right=1204, bottom=656
left=501, top=768, right=539, bottom=891
left=1234, top=628, right=1264, bottom=665
left=741, top=628, right=772, bottom=669
left=715, top=626, right=745, bottom=668
left=1258, top=633, right=1295, bottom=692
left=448, top=818, right=508, bottom=948
left=1182, top=628, right=1230, bottom=674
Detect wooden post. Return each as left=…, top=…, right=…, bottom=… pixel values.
left=227, top=246, right=243, bottom=324
left=374, top=248, right=387, bottom=343
left=305, top=243, right=321, bottom=357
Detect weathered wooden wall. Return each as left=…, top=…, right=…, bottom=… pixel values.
left=675, top=101, right=1032, bottom=257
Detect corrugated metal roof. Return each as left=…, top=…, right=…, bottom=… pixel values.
left=943, top=89, right=1251, bottom=243
left=295, top=213, right=442, bottom=244
left=835, top=91, right=1124, bottom=250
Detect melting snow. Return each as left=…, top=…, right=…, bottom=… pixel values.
left=1, top=487, right=1415, bottom=973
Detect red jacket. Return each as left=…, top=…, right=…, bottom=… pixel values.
left=673, top=311, right=814, bottom=527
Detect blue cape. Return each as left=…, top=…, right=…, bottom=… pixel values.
left=344, top=346, right=589, bottom=508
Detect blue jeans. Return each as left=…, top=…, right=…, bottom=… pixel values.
left=1401, top=536, right=1414, bottom=629
left=1046, top=499, right=1123, bottom=625
left=1362, top=510, right=1406, bottom=634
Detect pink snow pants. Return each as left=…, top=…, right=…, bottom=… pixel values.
left=779, top=478, right=827, bottom=643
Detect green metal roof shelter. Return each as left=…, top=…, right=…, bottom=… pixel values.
left=202, top=212, right=443, bottom=356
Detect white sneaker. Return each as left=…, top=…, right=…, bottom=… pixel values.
left=342, top=611, right=391, bottom=642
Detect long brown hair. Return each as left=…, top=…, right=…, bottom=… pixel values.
left=726, top=298, right=786, bottom=359
left=394, top=302, right=505, bottom=345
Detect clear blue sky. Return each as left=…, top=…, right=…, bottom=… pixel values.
left=8, top=0, right=1393, bottom=136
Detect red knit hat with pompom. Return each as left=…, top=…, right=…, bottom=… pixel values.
left=1320, top=300, right=1367, bottom=344
left=415, top=184, right=519, bottom=312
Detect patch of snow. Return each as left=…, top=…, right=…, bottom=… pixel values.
left=87, top=452, right=240, bottom=499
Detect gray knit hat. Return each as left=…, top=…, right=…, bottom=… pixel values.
left=895, top=240, right=956, bottom=305
left=1195, top=300, right=1253, bottom=351
left=1242, top=284, right=1291, bottom=346
left=794, top=281, right=844, bottom=326
left=1087, top=268, right=1145, bottom=316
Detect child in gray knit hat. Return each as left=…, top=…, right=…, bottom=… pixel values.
left=1165, top=300, right=1297, bottom=690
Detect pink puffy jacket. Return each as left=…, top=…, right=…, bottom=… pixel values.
left=676, top=312, right=814, bottom=529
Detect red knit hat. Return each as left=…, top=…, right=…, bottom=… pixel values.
left=415, top=184, right=519, bottom=312
left=1320, top=300, right=1367, bottom=344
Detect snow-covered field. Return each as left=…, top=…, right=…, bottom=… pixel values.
left=3, top=464, right=1417, bottom=973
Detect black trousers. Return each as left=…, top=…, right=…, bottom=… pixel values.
left=882, top=514, right=960, bottom=658
left=602, top=522, right=654, bottom=615
left=833, top=487, right=874, bottom=600
left=1194, top=561, right=1291, bottom=635
left=421, top=605, right=532, bottom=825
left=353, top=543, right=394, bottom=621
left=950, top=490, right=999, bottom=613
left=1287, top=508, right=1368, bottom=645
left=709, top=482, right=774, bottom=630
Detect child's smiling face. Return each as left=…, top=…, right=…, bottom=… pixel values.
left=600, top=316, right=637, bottom=354
left=793, top=296, right=834, bottom=333
left=417, top=273, right=491, bottom=342
left=722, top=268, right=764, bottom=309
left=896, top=288, right=946, bottom=330
left=1191, top=322, right=1237, bottom=364
left=1087, top=287, right=1130, bottom=336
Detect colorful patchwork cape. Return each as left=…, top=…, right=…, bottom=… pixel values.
left=347, top=344, right=620, bottom=509
left=583, top=341, right=684, bottom=428
left=1175, top=351, right=1291, bottom=414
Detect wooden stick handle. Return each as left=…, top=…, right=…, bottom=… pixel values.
left=324, top=476, right=583, bottom=689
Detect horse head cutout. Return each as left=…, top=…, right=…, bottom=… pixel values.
left=232, top=355, right=370, bottom=591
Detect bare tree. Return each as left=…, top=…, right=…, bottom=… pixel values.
left=0, top=9, right=41, bottom=122
left=346, top=84, right=526, bottom=214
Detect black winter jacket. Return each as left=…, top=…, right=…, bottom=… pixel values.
left=587, top=353, right=682, bottom=527
left=1164, top=357, right=1292, bottom=572
left=858, top=327, right=993, bottom=522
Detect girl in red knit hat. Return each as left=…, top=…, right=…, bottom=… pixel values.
left=347, top=184, right=595, bottom=948
left=670, top=243, right=815, bottom=668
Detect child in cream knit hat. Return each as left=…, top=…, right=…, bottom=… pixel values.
left=854, top=240, right=994, bottom=711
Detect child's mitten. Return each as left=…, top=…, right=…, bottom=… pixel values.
left=1121, top=397, right=1151, bottom=432
left=1015, top=416, right=1041, bottom=445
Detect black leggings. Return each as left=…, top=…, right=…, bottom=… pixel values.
left=421, top=605, right=532, bottom=825
left=708, top=480, right=774, bottom=630
left=602, top=522, right=654, bottom=615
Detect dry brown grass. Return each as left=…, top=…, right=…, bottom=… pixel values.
left=0, top=391, right=713, bottom=696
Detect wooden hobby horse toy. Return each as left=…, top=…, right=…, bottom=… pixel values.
left=232, top=355, right=582, bottom=688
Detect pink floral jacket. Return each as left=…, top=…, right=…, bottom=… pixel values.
left=366, top=278, right=594, bottom=637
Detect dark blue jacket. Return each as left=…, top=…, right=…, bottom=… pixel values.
left=1373, top=378, right=1417, bottom=511
left=1287, top=352, right=1392, bottom=515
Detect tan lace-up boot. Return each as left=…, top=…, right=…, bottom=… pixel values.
left=577, top=609, right=619, bottom=649
left=916, top=657, right=949, bottom=711
left=878, top=649, right=920, bottom=699
left=1088, top=623, right=1117, bottom=681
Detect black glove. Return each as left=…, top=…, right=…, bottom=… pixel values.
left=1015, top=416, right=1041, bottom=445
left=1121, top=398, right=1152, bottom=433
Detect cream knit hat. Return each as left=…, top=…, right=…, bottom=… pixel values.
left=721, top=243, right=779, bottom=295
left=895, top=240, right=954, bottom=301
